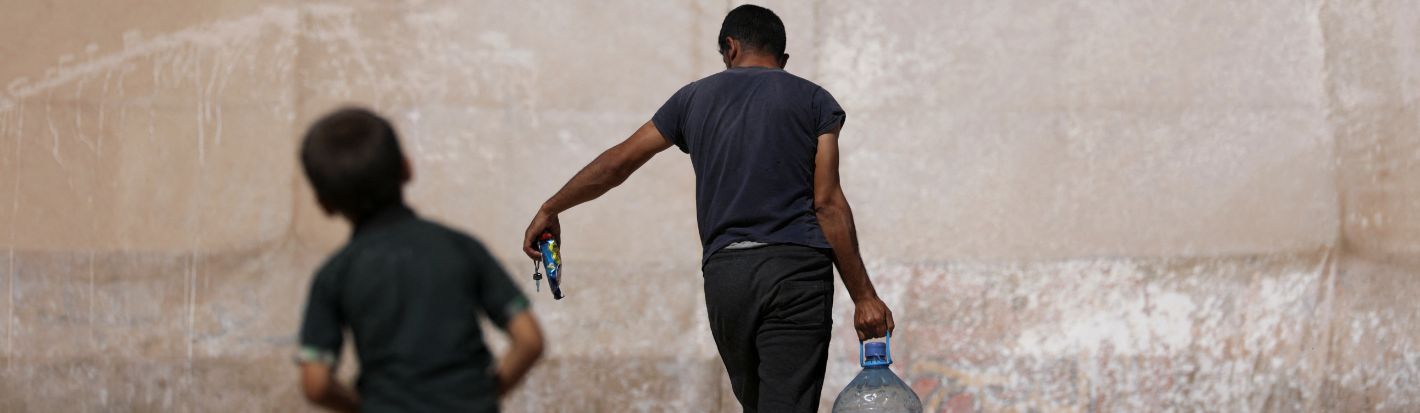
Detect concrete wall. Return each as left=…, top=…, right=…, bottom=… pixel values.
left=1, top=0, right=1417, bottom=411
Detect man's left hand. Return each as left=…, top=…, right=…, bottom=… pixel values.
left=853, top=296, right=895, bottom=341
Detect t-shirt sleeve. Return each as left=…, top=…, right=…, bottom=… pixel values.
left=651, top=83, right=694, bottom=153
left=297, top=263, right=344, bottom=365
left=468, top=239, right=530, bottom=329
left=813, top=87, right=847, bottom=135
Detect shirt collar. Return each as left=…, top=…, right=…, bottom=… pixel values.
left=352, top=202, right=416, bottom=238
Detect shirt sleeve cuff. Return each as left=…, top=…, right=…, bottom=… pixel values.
left=505, top=296, right=530, bottom=318
left=294, top=345, right=338, bottom=365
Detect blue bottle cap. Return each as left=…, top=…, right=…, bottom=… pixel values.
left=865, top=342, right=887, bottom=358
left=858, top=331, right=894, bottom=367
left=863, top=342, right=890, bottom=367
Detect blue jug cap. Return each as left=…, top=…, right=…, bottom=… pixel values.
left=859, top=332, right=893, bottom=367
left=865, top=342, right=887, bottom=359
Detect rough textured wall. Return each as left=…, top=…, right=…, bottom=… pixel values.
left=0, top=0, right=1416, bottom=411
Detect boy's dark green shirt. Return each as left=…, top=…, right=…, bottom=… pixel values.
left=299, top=204, right=529, bottom=412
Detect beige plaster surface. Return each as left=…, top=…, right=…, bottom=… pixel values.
left=1, top=0, right=1417, bottom=411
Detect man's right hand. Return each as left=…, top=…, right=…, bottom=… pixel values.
left=523, top=210, right=560, bottom=260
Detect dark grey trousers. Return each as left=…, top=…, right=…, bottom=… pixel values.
left=703, top=245, right=835, bottom=413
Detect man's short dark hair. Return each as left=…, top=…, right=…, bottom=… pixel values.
left=300, top=107, right=407, bottom=219
left=718, top=4, right=786, bottom=57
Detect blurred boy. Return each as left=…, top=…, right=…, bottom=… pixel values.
left=296, top=108, right=544, bottom=412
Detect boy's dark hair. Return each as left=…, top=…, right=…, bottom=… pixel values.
left=300, top=107, right=407, bottom=220
left=718, top=4, right=786, bottom=57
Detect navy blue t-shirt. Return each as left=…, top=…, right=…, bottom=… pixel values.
left=652, top=67, right=846, bottom=262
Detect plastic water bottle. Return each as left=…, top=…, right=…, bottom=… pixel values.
left=831, top=333, right=923, bottom=413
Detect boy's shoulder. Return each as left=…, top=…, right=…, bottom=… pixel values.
left=313, top=242, right=359, bottom=278
left=345, top=213, right=478, bottom=247
left=313, top=215, right=500, bottom=284
left=411, top=216, right=484, bottom=249
left=398, top=216, right=499, bottom=264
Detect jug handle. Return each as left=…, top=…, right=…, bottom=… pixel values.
left=858, top=331, right=893, bottom=366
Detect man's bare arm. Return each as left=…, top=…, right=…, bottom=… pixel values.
left=523, top=121, right=673, bottom=259
left=299, top=363, right=360, bottom=412
left=813, top=126, right=895, bottom=340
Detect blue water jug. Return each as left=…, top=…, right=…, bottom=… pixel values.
left=831, top=333, right=923, bottom=413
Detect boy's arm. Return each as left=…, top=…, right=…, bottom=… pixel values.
left=494, top=310, right=545, bottom=397
left=523, top=121, right=673, bottom=260
left=813, top=125, right=895, bottom=340
left=298, top=264, right=356, bottom=411
left=299, top=362, right=360, bottom=412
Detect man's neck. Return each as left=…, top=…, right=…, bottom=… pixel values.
left=729, top=54, right=781, bottom=70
